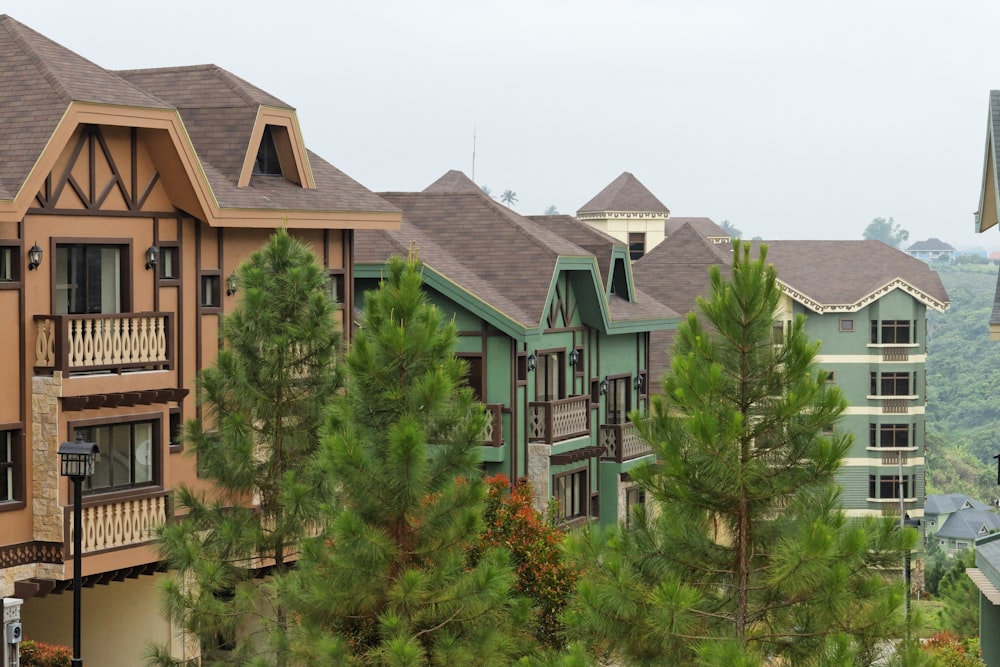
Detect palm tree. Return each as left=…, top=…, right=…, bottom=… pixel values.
left=500, top=190, right=518, bottom=208
left=544, top=205, right=559, bottom=216
left=480, top=184, right=493, bottom=198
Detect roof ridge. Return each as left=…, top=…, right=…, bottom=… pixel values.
left=3, top=17, right=71, bottom=105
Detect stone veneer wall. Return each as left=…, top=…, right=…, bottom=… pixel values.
left=32, top=373, right=62, bottom=543
left=527, top=443, right=551, bottom=514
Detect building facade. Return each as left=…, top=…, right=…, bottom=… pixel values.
left=355, top=171, right=678, bottom=525
left=628, top=213, right=948, bottom=524
left=0, top=16, right=398, bottom=665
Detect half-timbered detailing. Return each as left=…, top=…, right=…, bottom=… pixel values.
left=34, top=313, right=172, bottom=375
left=31, top=125, right=162, bottom=214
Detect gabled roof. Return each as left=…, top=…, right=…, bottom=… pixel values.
left=0, top=15, right=169, bottom=199
left=356, top=173, right=677, bottom=337
left=976, top=90, right=1000, bottom=234
left=926, top=493, right=992, bottom=516
left=755, top=241, right=949, bottom=313
left=528, top=214, right=622, bottom=285
left=0, top=15, right=397, bottom=228
left=578, top=172, right=670, bottom=215
left=906, top=238, right=956, bottom=252
left=936, top=508, right=1000, bottom=541
left=665, top=217, right=730, bottom=240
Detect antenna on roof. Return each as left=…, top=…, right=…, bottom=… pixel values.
left=472, top=124, right=477, bottom=182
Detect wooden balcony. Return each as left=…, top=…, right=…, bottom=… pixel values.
left=528, top=395, right=590, bottom=444
left=65, top=490, right=170, bottom=556
left=483, top=404, right=503, bottom=446
left=600, top=421, right=653, bottom=462
left=34, top=313, right=173, bottom=376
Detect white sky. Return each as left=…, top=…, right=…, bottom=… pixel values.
left=7, top=1, right=1000, bottom=250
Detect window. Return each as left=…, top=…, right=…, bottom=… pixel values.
left=554, top=469, right=588, bottom=521
left=869, top=474, right=910, bottom=500
left=871, top=372, right=912, bottom=396
left=0, top=429, right=22, bottom=504
left=839, top=318, right=854, bottom=332
left=76, top=420, right=157, bottom=493
left=871, top=319, right=913, bottom=344
left=869, top=423, right=911, bottom=448
left=605, top=376, right=630, bottom=425
left=253, top=126, right=282, bottom=176
left=459, top=354, right=484, bottom=402
left=534, top=351, right=565, bottom=402
left=201, top=274, right=221, bottom=309
left=328, top=271, right=346, bottom=307
left=169, top=408, right=183, bottom=454
left=0, top=246, right=18, bottom=282
left=56, top=244, right=125, bottom=314
left=159, top=246, right=179, bottom=281
left=956, top=541, right=968, bottom=551
left=628, top=233, right=645, bottom=261
left=625, top=486, right=646, bottom=527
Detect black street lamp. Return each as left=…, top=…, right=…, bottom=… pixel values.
left=58, top=433, right=99, bottom=667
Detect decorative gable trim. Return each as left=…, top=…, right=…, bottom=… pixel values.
left=237, top=106, right=315, bottom=189
left=778, top=277, right=949, bottom=315
left=978, top=100, right=999, bottom=234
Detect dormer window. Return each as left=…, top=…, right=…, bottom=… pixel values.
left=253, top=126, right=282, bottom=176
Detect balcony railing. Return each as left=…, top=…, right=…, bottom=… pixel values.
left=35, top=313, right=173, bottom=375
left=66, top=490, right=170, bottom=556
left=600, top=421, right=653, bottom=462
left=483, top=404, right=503, bottom=446
left=529, top=395, right=590, bottom=444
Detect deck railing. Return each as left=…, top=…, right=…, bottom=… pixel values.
left=600, top=421, right=653, bottom=462
left=35, top=312, right=172, bottom=375
left=483, top=404, right=504, bottom=446
left=66, top=490, right=169, bottom=556
left=528, top=395, right=590, bottom=443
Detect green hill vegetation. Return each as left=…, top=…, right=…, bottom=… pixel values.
left=926, top=264, right=1000, bottom=502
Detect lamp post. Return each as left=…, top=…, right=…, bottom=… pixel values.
left=58, top=434, right=99, bottom=667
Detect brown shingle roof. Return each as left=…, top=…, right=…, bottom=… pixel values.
left=906, top=237, right=956, bottom=252
left=422, top=169, right=484, bottom=194
left=527, top=214, right=622, bottom=282
left=758, top=240, right=949, bottom=310
left=117, top=66, right=396, bottom=214
left=577, top=172, right=670, bottom=214
left=665, top=217, right=729, bottom=240
left=0, top=14, right=169, bottom=199
left=356, top=181, right=676, bottom=329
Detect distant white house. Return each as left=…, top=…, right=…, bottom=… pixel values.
left=906, top=238, right=957, bottom=263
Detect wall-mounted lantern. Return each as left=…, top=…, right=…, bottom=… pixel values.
left=226, top=272, right=238, bottom=297
left=27, top=243, right=42, bottom=271
left=634, top=374, right=644, bottom=391
left=600, top=377, right=609, bottom=395
left=568, top=349, right=580, bottom=367
left=145, top=245, right=159, bottom=270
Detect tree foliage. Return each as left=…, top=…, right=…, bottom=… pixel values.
left=925, top=265, right=1000, bottom=502
left=281, top=255, right=530, bottom=664
left=501, top=189, right=518, bottom=208
left=937, top=550, right=980, bottom=638
left=565, top=241, right=915, bottom=665
left=718, top=219, right=742, bottom=239
left=862, top=216, right=909, bottom=248
left=154, top=229, right=342, bottom=666
left=471, top=474, right=578, bottom=649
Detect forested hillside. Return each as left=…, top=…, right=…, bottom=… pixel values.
left=925, top=264, right=1000, bottom=502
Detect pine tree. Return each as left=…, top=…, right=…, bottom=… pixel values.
left=565, top=241, right=916, bottom=665
left=153, top=229, right=342, bottom=666
left=281, top=255, right=529, bottom=665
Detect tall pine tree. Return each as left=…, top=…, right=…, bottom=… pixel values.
left=281, top=255, right=529, bottom=665
left=566, top=241, right=916, bottom=666
left=153, top=229, right=341, bottom=666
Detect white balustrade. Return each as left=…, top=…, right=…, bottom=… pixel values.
left=35, top=313, right=170, bottom=373
left=68, top=492, right=169, bottom=555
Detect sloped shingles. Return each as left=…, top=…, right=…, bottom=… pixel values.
left=0, top=14, right=168, bottom=199
left=578, top=172, right=670, bottom=214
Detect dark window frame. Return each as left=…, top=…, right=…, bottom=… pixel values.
left=0, top=426, right=25, bottom=510
left=839, top=318, right=854, bottom=332
left=200, top=272, right=221, bottom=311
left=158, top=243, right=180, bottom=283
left=53, top=240, right=132, bottom=315
left=0, top=243, right=21, bottom=285
left=869, top=474, right=911, bottom=500
left=553, top=467, right=589, bottom=521
left=71, top=415, right=161, bottom=495
left=869, top=423, right=911, bottom=448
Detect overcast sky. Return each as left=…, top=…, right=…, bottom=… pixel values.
left=7, top=1, right=1000, bottom=250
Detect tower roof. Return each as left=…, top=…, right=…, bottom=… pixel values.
left=577, top=172, right=669, bottom=215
